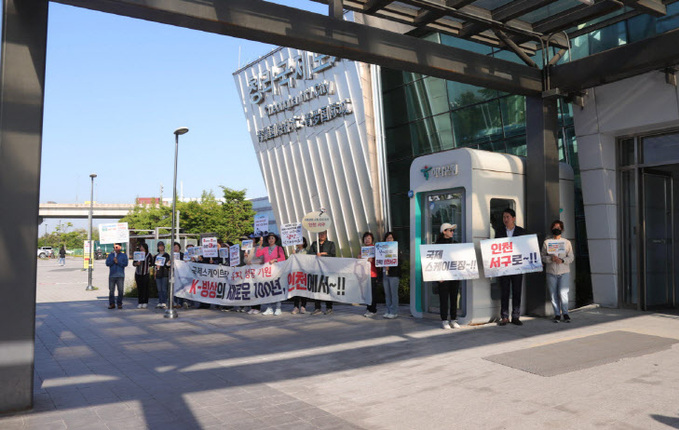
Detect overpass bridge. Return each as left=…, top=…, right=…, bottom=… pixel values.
left=38, top=203, right=135, bottom=221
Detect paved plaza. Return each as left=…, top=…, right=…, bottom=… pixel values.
left=1, top=259, right=679, bottom=429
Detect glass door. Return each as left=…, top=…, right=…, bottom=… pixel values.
left=423, top=189, right=464, bottom=316
left=642, top=171, right=674, bottom=308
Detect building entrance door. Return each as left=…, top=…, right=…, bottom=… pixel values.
left=422, top=189, right=465, bottom=316
left=642, top=170, right=674, bottom=309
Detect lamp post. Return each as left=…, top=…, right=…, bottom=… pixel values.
left=165, top=127, right=188, bottom=319
left=86, top=173, right=97, bottom=291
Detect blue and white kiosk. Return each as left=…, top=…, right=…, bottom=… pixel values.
left=409, top=148, right=575, bottom=324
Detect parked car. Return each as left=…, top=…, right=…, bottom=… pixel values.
left=37, top=246, right=53, bottom=258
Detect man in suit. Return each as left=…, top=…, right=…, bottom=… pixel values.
left=495, top=208, right=526, bottom=326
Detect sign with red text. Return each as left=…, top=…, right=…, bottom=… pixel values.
left=230, top=244, right=241, bottom=267
left=281, top=222, right=303, bottom=247
left=254, top=215, right=269, bottom=235
left=202, top=237, right=218, bottom=258
left=98, top=222, right=129, bottom=245
left=480, top=234, right=543, bottom=278
left=375, top=242, right=398, bottom=267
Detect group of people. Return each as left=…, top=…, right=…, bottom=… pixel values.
left=105, top=210, right=573, bottom=329
left=433, top=208, right=574, bottom=330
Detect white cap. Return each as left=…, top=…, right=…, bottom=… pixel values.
left=440, top=223, right=457, bottom=233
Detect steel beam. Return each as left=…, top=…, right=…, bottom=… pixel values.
left=54, top=0, right=543, bottom=96
left=363, top=0, right=394, bottom=13
left=0, top=0, right=48, bottom=414
left=533, top=0, right=624, bottom=34
left=524, top=96, right=560, bottom=317
left=550, top=27, right=679, bottom=92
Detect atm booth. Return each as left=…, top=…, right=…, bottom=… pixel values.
left=409, top=148, right=575, bottom=324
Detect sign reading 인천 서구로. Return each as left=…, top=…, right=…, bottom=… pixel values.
left=281, top=222, right=303, bottom=247
left=375, top=242, right=398, bottom=267
left=98, top=222, right=129, bottom=245
left=202, top=237, right=218, bottom=258
left=420, top=243, right=479, bottom=281
left=230, top=244, right=241, bottom=267
left=254, top=215, right=268, bottom=235
left=480, top=234, right=543, bottom=278
left=302, top=209, right=332, bottom=233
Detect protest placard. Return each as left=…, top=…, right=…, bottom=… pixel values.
left=241, top=240, right=253, bottom=251
left=173, top=252, right=181, bottom=261
left=202, top=237, right=218, bottom=258
left=375, top=242, right=398, bottom=267
left=254, top=215, right=268, bottom=235
left=360, top=246, right=375, bottom=259
left=420, top=243, right=479, bottom=281
left=301, top=209, right=332, bottom=233
left=219, top=248, right=229, bottom=259
left=155, top=255, right=166, bottom=266
left=230, top=244, right=241, bottom=267
left=133, top=251, right=145, bottom=262
left=480, top=234, right=543, bottom=278
left=98, top=223, right=129, bottom=245
left=546, top=240, right=567, bottom=256
left=281, top=222, right=303, bottom=247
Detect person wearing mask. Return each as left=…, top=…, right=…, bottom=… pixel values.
left=291, top=237, right=309, bottom=315
left=58, top=245, right=66, bottom=266
left=381, top=232, right=402, bottom=319
left=105, top=243, right=129, bottom=309
left=361, top=232, right=379, bottom=318
left=310, top=230, right=336, bottom=315
left=541, top=220, right=575, bottom=323
left=256, top=233, right=286, bottom=316
left=172, top=242, right=184, bottom=309
left=496, top=208, right=527, bottom=326
left=154, top=241, right=171, bottom=309
left=436, top=224, right=461, bottom=329
left=133, top=243, right=153, bottom=309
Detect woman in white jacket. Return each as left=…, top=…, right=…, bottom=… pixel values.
left=541, top=220, right=575, bottom=323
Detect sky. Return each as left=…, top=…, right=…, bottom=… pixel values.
left=40, top=1, right=326, bottom=232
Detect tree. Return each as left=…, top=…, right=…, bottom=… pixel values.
left=119, top=188, right=256, bottom=241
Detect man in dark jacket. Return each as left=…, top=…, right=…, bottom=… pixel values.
left=495, top=208, right=527, bottom=326
left=106, top=243, right=129, bottom=309
left=309, top=230, right=336, bottom=315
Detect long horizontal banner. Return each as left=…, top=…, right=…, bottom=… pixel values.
left=479, top=234, right=543, bottom=278
left=174, top=254, right=372, bottom=306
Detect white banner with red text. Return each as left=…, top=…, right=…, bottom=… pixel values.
left=173, top=254, right=372, bottom=306
left=479, top=234, right=543, bottom=278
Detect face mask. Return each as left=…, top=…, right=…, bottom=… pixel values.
left=551, top=228, right=562, bottom=236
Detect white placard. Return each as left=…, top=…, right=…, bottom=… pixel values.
left=254, top=215, right=269, bottom=235
left=375, top=242, right=398, bottom=267
left=360, top=246, right=375, bottom=259
left=202, top=237, right=218, bottom=258
left=420, top=243, right=479, bottom=281
left=546, top=240, right=567, bottom=256
left=230, top=244, right=241, bottom=267
left=133, top=251, right=145, bottom=262
left=173, top=252, right=181, bottom=261
left=98, top=222, right=130, bottom=245
left=183, top=249, right=192, bottom=261
left=480, top=234, right=543, bottom=278
left=219, top=248, right=229, bottom=259
left=155, top=256, right=166, bottom=267
left=301, top=209, right=332, bottom=233
left=241, top=240, right=253, bottom=251
left=281, top=222, right=303, bottom=247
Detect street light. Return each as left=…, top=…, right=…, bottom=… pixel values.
left=165, top=127, right=188, bottom=319
left=86, top=173, right=97, bottom=291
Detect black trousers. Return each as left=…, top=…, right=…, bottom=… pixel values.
left=135, top=273, right=149, bottom=304
left=499, top=274, right=523, bottom=320
left=438, top=280, right=459, bottom=321
left=293, top=297, right=307, bottom=308
left=314, top=300, right=333, bottom=310
left=366, top=277, right=378, bottom=313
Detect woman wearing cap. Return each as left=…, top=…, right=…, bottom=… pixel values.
left=256, top=232, right=286, bottom=316
left=435, top=223, right=461, bottom=329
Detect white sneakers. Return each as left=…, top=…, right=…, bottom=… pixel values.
left=273, top=308, right=282, bottom=316
left=155, top=303, right=163, bottom=309
left=137, top=304, right=143, bottom=309
left=262, top=307, right=274, bottom=315
left=382, top=313, right=398, bottom=319
left=363, top=311, right=377, bottom=318
left=247, top=308, right=261, bottom=315
left=442, top=320, right=461, bottom=329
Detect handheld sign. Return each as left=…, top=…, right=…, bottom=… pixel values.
left=155, top=256, right=166, bottom=267
left=281, top=222, right=303, bottom=247
left=202, top=237, right=218, bottom=258
left=219, top=247, right=229, bottom=259
left=230, top=244, right=241, bottom=267
left=375, top=242, right=398, bottom=267
left=173, top=252, right=181, bottom=261
left=183, top=250, right=192, bottom=261
left=302, top=209, right=332, bottom=233
left=133, top=251, right=145, bottom=262
left=480, top=234, right=543, bottom=278
left=241, top=239, right=254, bottom=251
left=420, top=243, right=479, bottom=281
left=98, top=222, right=130, bottom=245
left=254, top=215, right=268, bottom=235
left=360, top=246, right=375, bottom=259
left=546, top=240, right=567, bottom=256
